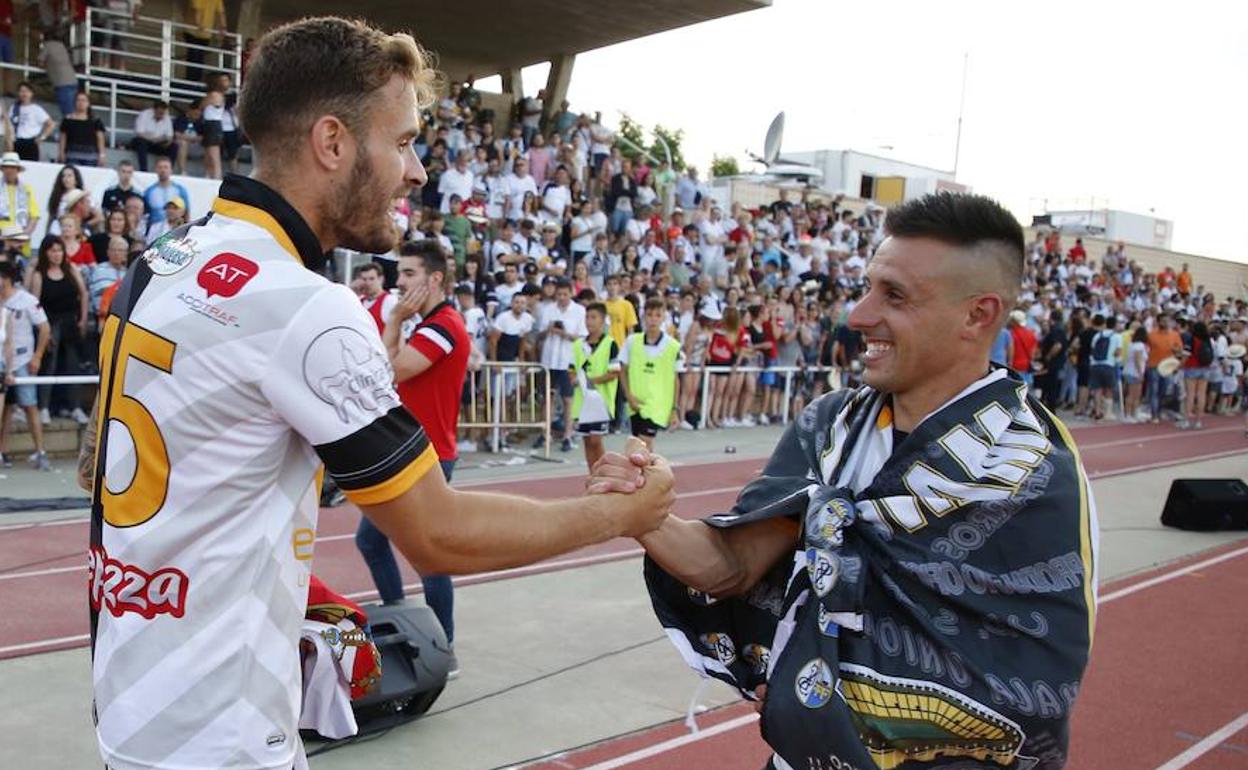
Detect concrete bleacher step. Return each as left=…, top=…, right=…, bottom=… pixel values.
left=5, top=418, right=84, bottom=459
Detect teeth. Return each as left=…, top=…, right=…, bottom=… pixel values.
left=866, top=341, right=893, bottom=354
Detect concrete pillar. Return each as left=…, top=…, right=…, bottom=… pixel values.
left=501, top=67, right=524, bottom=103
left=542, top=53, right=576, bottom=128
left=235, top=1, right=265, bottom=43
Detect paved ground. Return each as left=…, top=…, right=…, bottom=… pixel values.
left=0, top=416, right=1245, bottom=770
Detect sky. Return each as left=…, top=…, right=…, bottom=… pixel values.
left=478, top=0, right=1247, bottom=264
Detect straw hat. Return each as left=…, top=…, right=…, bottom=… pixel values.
left=1156, top=357, right=1182, bottom=377
left=0, top=152, right=24, bottom=171
left=1226, top=344, right=1246, bottom=360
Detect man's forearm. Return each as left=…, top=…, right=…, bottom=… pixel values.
left=638, top=517, right=746, bottom=596
left=366, top=470, right=667, bottom=575
left=639, top=514, right=798, bottom=597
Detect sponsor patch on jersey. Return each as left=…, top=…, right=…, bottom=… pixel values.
left=302, top=326, right=398, bottom=423
left=807, top=547, right=840, bottom=597
left=87, top=545, right=189, bottom=620
left=176, top=291, right=240, bottom=327
left=699, top=632, right=737, bottom=666
left=197, top=252, right=258, bottom=298
left=143, top=234, right=199, bottom=276
left=795, top=657, right=835, bottom=709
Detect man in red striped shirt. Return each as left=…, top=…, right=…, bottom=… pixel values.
left=357, top=239, right=469, bottom=673
left=356, top=261, right=397, bottom=335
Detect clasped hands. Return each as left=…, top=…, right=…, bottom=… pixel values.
left=586, top=436, right=676, bottom=537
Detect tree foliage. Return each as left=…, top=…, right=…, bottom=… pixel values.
left=711, top=154, right=740, bottom=178
left=615, top=113, right=687, bottom=171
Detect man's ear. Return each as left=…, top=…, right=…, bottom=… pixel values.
left=307, top=115, right=353, bottom=173
left=966, top=293, right=1007, bottom=339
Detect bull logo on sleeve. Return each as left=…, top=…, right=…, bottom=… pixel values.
left=302, top=327, right=398, bottom=423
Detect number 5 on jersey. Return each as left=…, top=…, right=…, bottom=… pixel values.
left=94, top=315, right=177, bottom=528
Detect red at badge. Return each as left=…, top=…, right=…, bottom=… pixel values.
left=198, top=253, right=259, bottom=298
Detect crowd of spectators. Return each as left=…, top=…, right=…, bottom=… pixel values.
left=0, top=0, right=241, bottom=178
left=336, top=85, right=1247, bottom=450
left=2, top=77, right=1246, bottom=470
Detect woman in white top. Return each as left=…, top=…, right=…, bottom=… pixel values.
left=200, top=89, right=226, bottom=180
left=1123, top=326, right=1149, bottom=422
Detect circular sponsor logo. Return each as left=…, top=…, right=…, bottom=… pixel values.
left=794, top=657, right=835, bottom=709
left=807, top=495, right=853, bottom=548
left=699, top=632, right=737, bottom=666
left=742, top=643, right=771, bottom=675
left=302, top=326, right=397, bottom=424
left=806, top=547, right=840, bottom=597
left=143, top=235, right=198, bottom=276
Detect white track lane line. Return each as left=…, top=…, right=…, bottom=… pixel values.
left=1151, top=710, right=1248, bottom=770
left=521, top=543, right=1248, bottom=770
left=1098, top=545, right=1248, bottom=604
left=574, top=713, right=760, bottom=770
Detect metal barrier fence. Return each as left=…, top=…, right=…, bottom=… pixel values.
left=12, top=364, right=842, bottom=456
left=460, top=361, right=552, bottom=457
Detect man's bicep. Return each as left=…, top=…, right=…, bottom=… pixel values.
left=358, top=462, right=452, bottom=573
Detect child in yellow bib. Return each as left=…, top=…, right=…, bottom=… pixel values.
left=620, top=297, right=684, bottom=450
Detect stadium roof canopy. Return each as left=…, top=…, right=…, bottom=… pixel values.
left=255, top=0, right=770, bottom=79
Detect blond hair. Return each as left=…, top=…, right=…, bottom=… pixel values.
left=238, top=17, right=439, bottom=162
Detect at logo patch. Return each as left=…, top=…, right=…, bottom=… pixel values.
left=197, top=252, right=258, bottom=298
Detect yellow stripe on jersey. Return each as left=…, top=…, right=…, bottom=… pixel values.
left=343, top=444, right=439, bottom=506
left=211, top=199, right=301, bottom=262
left=1037, top=402, right=1096, bottom=647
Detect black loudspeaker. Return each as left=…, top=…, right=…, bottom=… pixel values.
left=352, top=602, right=451, bottom=728
left=1160, top=479, right=1248, bottom=531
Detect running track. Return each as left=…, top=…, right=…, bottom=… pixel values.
left=518, top=540, right=1248, bottom=770
left=0, top=416, right=1244, bottom=664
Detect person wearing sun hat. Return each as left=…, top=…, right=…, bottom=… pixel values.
left=144, top=195, right=187, bottom=242
left=0, top=153, right=38, bottom=255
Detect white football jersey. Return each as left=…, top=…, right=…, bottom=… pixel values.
left=89, top=176, right=437, bottom=770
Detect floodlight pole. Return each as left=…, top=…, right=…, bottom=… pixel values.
left=953, top=51, right=968, bottom=180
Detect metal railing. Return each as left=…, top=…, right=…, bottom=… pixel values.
left=0, top=9, right=241, bottom=151
left=460, top=361, right=552, bottom=457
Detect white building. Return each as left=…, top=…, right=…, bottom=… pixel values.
left=784, top=149, right=963, bottom=204
left=1036, top=208, right=1173, bottom=250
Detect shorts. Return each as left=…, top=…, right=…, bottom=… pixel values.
left=1076, top=366, right=1090, bottom=388
left=3, top=364, right=35, bottom=407
left=630, top=414, right=663, bottom=438
left=576, top=420, right=609, bottom=436
left=1123, top=372, right=1142, bottom=385
left=548, top=369, right=574, bottom=399
left=1089, top=365, right=1116, bottom=391
left=222, top=129, right=242, bottom=161
left=758, top=371, right=776, bottom=387
left=1183, top=366, right=1212, bottom=381
left=201, top=120, right=223, bottom=148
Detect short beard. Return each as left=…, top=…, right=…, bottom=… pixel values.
left=330, top=147, right=401, bottom=254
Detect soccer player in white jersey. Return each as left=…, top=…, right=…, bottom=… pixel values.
left=79, top=18, right=674, bottom=770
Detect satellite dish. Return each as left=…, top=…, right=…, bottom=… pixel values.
left=763, top=112, right=785, bottom=166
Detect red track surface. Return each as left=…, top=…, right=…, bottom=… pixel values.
left=0, top=415, right=1244, bottom=664
left=523, top=540, right=1248, bottom=770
